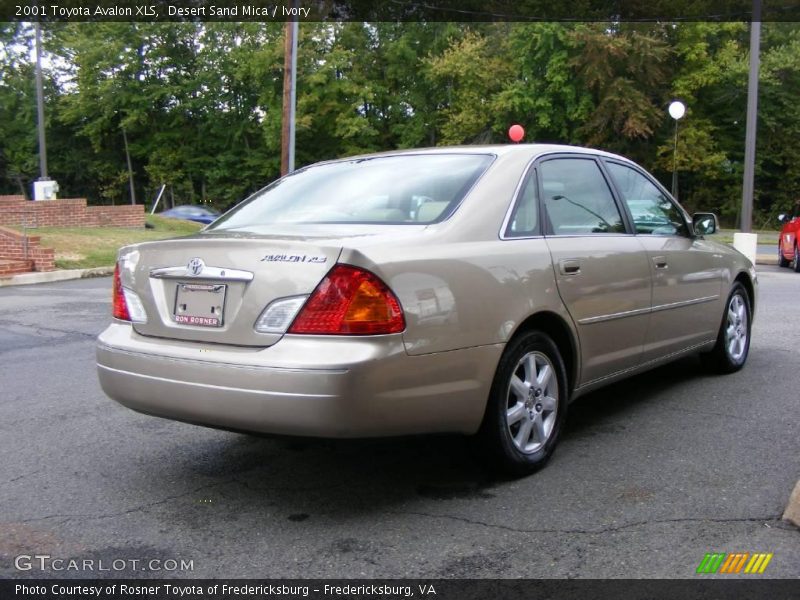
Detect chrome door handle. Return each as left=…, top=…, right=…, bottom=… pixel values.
left=559, top=259, right=581, bottom=275
left=653, top=256, right=668, bottom=269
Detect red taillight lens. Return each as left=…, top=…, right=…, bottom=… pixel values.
left=288, top=264, right=405, bottom=335
left=112, top=263, right=131, bottom=321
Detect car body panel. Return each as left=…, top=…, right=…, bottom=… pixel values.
left=636, top=236, right=725, bottom=361
left=544, top=235, right=651, bottom=385
left=97, top=323, right=501, bottom=436
left=339, top=238, right=565, bottom=356
left=779, top=213, right=800, bottom=262
left=120, top=238, right=343, bottom=347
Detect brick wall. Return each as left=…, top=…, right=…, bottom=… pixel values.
left=0, top=196, right=144, bottom=228
left=0, top=225, right=55, bottom=272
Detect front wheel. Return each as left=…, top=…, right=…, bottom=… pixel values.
left=794, top=245, right=800, bottom=273
left=475, top=331, right=568, bottom=476
left=702, top=282, right=751, bottom=374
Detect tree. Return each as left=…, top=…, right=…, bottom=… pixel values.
left=0, top=23, right=39, bottom=197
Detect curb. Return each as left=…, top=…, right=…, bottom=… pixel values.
left=783, top=480, right=800, bottom=528
left=0, top=266, right=114, bottom=287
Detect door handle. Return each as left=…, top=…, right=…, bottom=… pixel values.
left=652, top=256, right=668, bottom=269
left=559, top=259, right=581, bottom=275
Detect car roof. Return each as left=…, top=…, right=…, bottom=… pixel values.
left=309, top=144, right=635, bottom=167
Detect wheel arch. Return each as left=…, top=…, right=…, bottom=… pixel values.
left=509, top=311, right=579, bottom=397
left=734, top=271, right=755, bottom=316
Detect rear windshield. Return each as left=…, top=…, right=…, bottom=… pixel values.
left=209, top=153, right=494, bottom=230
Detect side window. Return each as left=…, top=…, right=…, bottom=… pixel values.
left=505, top=169, right=539, bottom=237
left=606, top=162, right=689, bottom=236
left=540, top=158, right=625, bottom=235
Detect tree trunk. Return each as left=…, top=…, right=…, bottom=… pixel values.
left=122, top=126, right=136, bottom=205
left=14, top=174, right=28, bottom=199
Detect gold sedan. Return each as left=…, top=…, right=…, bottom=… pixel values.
left=97, top=145, right=756, bottom=475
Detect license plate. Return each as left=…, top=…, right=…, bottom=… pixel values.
left=173, top=283, right=227, bottom=327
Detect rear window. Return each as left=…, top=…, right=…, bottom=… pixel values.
left=209, top=154, right=494, bottom=230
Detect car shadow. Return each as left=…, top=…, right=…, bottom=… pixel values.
left=563, top=354, right=706, bottom=437
left=123, top=354, right=712, bottom=524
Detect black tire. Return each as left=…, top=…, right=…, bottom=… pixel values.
left=778, top=243, right=790, bottom=268
left=475, top=331, right=568, bottom=476
left=702, top=282, right=752, bottom=374
left=794, top=244, right=800, bottom=273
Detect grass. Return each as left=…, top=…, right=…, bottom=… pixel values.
left=20, top=215, right=204, bottom=270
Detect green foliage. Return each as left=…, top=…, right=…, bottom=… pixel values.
left=570, top=25, right=671, bottom=147
left=495, top=23, right=592, bottom=144
left=1, top=21, right=800, bottom=227
left=0, top=23, right=38, bottom=197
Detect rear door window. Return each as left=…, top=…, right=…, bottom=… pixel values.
left=504, top=169, right=540, bottom=237
left=540, top=158, right=626, bottom=235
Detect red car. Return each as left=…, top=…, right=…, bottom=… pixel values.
left=778, top=204, right=800, bottom=271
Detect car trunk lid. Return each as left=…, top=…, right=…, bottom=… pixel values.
left=120, top=236, right=342, bottom=347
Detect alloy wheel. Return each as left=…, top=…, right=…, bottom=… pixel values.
left=505, top=351, right=559, bottom=454
left=725, top=293, right=748, bottom=363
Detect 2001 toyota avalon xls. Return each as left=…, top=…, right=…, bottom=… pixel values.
left=97, top=144, right=756, bottom=474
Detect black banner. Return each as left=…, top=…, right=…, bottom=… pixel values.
left=2, top=579, right=800, bottom=600
left=4, top=0, right=800, bottom=22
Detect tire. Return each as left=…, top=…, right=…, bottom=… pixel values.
left=702, top=282, right=752, bottom=374
left=778, top=243, right=790, bottom=268
left=794, top=244, right=800, bottom=273
left=476, top=331, right=568, bottom=476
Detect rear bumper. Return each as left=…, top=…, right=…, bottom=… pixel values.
left=97, top=323, right=502, bottom=437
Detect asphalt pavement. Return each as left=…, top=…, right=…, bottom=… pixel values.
left=0, top=268, right=798, bottom=579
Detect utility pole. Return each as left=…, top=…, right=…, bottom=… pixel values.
left=35, top=22, right=47, bottom=180
left=732, top=0, right=761, bottom=266
left=741, top=0, right=761, bottom=233
left=280, top=18, right=299, bottom=176
left=33, top=22, right=58, bottom=200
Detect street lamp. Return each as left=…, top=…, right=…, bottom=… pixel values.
left=668, top=100, right=686, bottom=200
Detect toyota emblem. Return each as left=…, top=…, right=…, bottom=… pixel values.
left=187, top=257, right=205, bottom=276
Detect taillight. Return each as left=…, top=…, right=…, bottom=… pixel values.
left=288, top=264, right=405, bottom=335
left=112, top=262, right=147, bottom=323
left=112, top=263, right=131, bottom=321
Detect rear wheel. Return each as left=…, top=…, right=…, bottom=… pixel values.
left=476, top=331, right=568, bottom=475
left=702, top=282, right=751, bottom=374
left=778, top=243, right=790, bottom=267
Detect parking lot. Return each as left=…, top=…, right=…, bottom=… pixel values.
left=1, top=265, right=798, bottom=579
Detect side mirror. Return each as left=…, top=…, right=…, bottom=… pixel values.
left=692, top=212, right=718, bottom=236
left=778, top=213, right=787, bottom=223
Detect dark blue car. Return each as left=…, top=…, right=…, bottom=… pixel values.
left=160, top=205, right=221, bottom=225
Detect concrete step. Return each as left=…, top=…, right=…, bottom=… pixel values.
left=0, top=259, right=35, bottom=276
